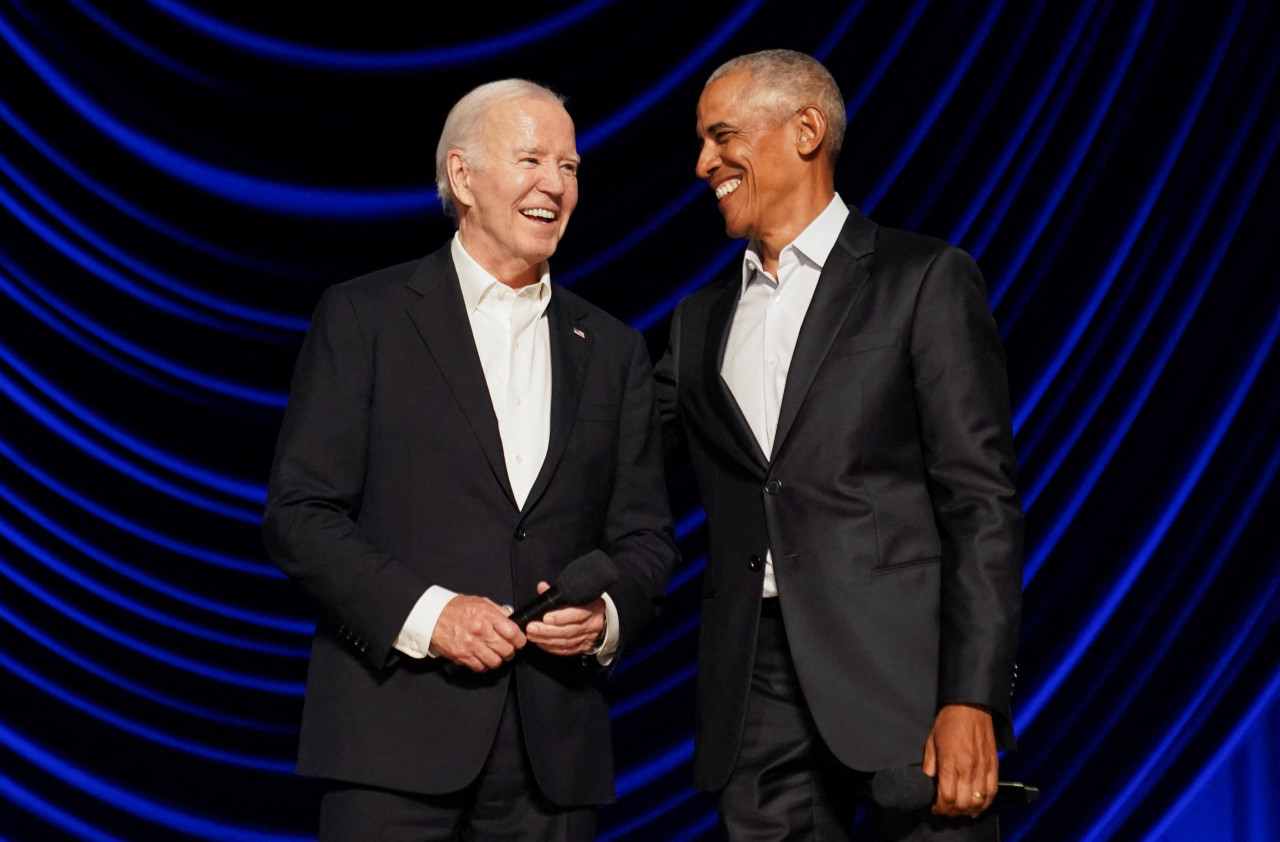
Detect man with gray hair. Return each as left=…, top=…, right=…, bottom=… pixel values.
left=658, top=50, right=1023, bottom=840
left=265, top=79, right=677, bottom=840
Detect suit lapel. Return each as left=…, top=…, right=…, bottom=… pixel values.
left=404, top=248, right=516, bottom=507
left=521, top=289, right=589, bottom=513
left=705, top=279, right=770, bottom=474
left=771, top=210, right=876, bottom=462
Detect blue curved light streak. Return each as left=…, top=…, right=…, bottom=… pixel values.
left=0, top=368, right=265, bottom=523
left=0, top=646, right=294, bottom=773
left=0, top=594, right=294, bottom=732
left=903, top=0, right=1055, bottom=232
left=0, top=98, right=299, bottom=274
left=944, top=0, right=1103, bottom=256
left=139, top=0, right=619, bottom=70
left=1017, top=292, right=1280, bottom=729
left=0, top=339, right=266, bottom=502
left=1078, top=571, right=1280, bottom=842
left=1020, top=7, right=1272, bottom=583
left=1017, top=37, right=1274, bottom=504
left=860, top=0, right=1008, bottom=212
left=1011, top=0, right=1236, bottom=434
left=0, top=157, right=307, bottom=333
left=60, top=0, right=222, bottom=86
left=1137, top=666, right=1280, bottom=842
left=1005, top=402, right=1280, bottom=837
left=0, top=435, right=279, bottom=577
left=0, top=553, right=305, bottom=695
left=0, top=264, right=287, bottom=408
left=616, top=738, right=695, bottom=797
left=0, top=768, right=129, bottom=842
left=0, top=513, right=308, bottom=654
left=0, top=719, right=312, bottom=841
left=979, top=1, right=1157, bottom=306
left=0, top=479, right=307, bottom=634
left=0, top=14, right=434, bottom=219
left=577, top=0, right=767, bottom=152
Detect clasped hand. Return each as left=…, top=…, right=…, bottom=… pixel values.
left=430, top=583, right=605, bottom=672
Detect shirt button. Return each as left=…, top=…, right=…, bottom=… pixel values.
left=516, top=454, right=523, bottom=463
left=514, top=396, right=522, bottom=406
left=765, top=479, right=782, bottom=494
left=514, top=527, right=526, bottom=541
left=749, top=554, right=762, bottom=571
left=768, top=358, right=777, bottom=367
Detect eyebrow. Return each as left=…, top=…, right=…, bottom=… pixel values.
left=517, top=144, right=581, bottom=165
left=701, top=121, right=735, bottom=137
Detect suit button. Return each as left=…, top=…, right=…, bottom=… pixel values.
left=764, top=479, right=782, bottom=494
left=749, top=554, right=762, bottom=571
left=514, top=527, right=526, bottom=541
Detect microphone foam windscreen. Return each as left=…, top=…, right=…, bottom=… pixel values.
left=869, top=767, right=936, bottom=812
left=556, top=552, right=620, bottom=604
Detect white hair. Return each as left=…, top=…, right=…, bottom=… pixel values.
left=707, top=50, right=846, bottom=167
left=435, top=79, right=567, bottom=221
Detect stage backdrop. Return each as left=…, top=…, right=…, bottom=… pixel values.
left=1, top=1, right=1278, bottom=840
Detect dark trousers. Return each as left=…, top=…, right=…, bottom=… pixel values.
left=318, top=685, right=596, bottom=842
left=718, top=600, right=999, bottom=842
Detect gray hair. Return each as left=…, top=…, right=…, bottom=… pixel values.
left=435, top=79, right=568, bottom=220
left=707, top=50, right=846, bottom=167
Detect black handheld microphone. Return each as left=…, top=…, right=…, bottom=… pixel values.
left=508, top=552, right=619, bottom=629
left=870, top=767, right=1040, bottom=812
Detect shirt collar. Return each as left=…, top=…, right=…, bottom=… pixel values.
left=451, top=232, right=553, bottom=313
left=741, top=193, right=850, bottom=292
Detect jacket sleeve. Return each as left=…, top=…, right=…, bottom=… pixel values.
left=595, top=328, right=680, bottom=651
left=908, top=246, right=1023, bottom=741
left=262, top=285, right=427, bottom=669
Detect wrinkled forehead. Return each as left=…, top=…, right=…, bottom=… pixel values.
left=484, top=96, right=576, bottom=151
left=696, top=72, right=761, bottom=134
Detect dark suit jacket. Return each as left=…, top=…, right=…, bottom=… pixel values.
left=263, top=243, right=678, bottom=805
left=657, top=207, right=1023, bottom=790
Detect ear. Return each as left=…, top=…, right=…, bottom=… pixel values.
left=794, top=105, right=827, bottom=159
left=446, top=149, right=475, bottom=211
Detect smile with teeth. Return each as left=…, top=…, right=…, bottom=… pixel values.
left=520, top=208, right=557, bottom=221
left=715, top=179, right=741, bottom=200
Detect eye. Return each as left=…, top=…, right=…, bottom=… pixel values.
left=561, top=162, right=578, bottom=176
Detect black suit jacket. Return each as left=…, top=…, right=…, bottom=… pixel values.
left=264, top=243, right=677, bottom=805
left=657, top=207, right=1023, bottom=790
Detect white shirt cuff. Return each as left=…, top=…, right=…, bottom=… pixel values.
left=592, top=592, right=621, bottom=666
left=394, top=585, right=457, bottom=659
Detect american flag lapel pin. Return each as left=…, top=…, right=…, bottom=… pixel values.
left=573, top=327, right=586, bottom=339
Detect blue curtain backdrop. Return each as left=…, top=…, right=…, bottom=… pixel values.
left=1, top=1, right=1277, bottom=839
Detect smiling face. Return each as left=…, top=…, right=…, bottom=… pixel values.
left=695, top=71, right=802, bottom=245
left=450, top=96, right=579, bottom=286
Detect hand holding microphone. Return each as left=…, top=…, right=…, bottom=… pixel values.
left=870, top=767, right=1040, bottom=813
left=439, top=553, right=618, bottom=672
left=521, top=552, right=618, bottom=657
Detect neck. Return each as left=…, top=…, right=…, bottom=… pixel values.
left=456, top=227, right=543, bottom=289
left=756, top=182, right=836, bottom=276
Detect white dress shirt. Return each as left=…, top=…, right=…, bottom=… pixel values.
left=721, top=194, right=850, bottom=598
left=394, top=234, right=618, bottom=662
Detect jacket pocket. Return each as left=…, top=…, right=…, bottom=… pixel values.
left=872, top=555, right=941, bottom=575
left=828, top=329, right=898, bottom=359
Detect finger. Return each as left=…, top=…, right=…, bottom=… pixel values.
left=536, top=581, right=551, bottom=594
left=922, top=736, right=938, bottom=778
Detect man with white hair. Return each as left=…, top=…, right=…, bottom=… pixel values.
left=265, top=79, right=677, bottom=840
left=658, top=50, right=1023, bottom=840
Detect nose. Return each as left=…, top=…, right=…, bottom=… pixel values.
left=696, top=140, right=719, bottom=181
left=538, top=162, right=566, bottom=197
